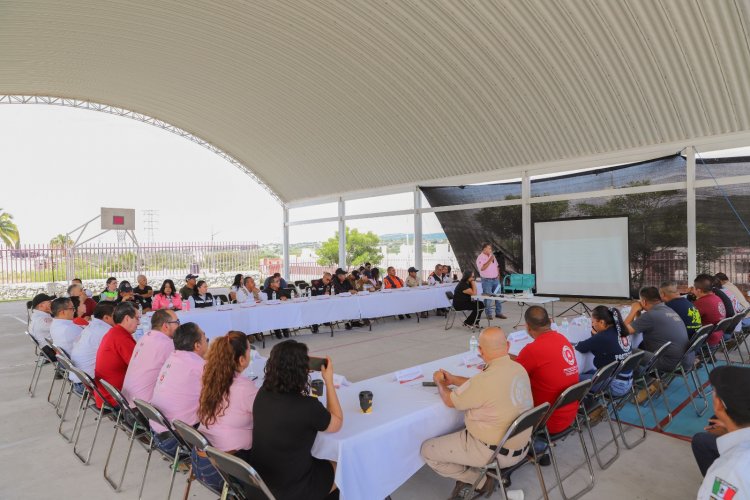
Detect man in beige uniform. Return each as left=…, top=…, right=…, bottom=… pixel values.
left=421, top=327, right=533, bottom=499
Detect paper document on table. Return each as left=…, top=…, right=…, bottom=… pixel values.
left=462, top=354, right=483, bottom=369
left=394, top=367, right=424, bottom=384
left=507, top=330, right=534, bottom=356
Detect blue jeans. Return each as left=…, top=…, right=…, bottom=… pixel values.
left=481, top=278, right=501, bottom=317
left=580, top=369, right=632, bottom=398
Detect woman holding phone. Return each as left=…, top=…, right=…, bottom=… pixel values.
left=453, top=270, right=485, bottom=328
left=252, top=340, right=343, bottom=500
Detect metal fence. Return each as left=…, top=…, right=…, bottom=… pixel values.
left=0, top=242, right=261, bottom=285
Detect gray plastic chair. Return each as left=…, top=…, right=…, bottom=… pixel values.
left=172, top=420, right=224, bottom=497
left=26, top=331, right=55, bottom=397
left=204, top=446, right=276, bottom=500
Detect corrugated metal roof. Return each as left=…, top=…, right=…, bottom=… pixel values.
left=1, top=0, right=749, bottom=204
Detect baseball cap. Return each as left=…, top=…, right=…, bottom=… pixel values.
left=408, top=267, right=419, bottom=273
left=710, top=365, right=750, bottom=422
left=32, top=293, right=54, bottom=309
left=185, top=274, right=199, bottom=280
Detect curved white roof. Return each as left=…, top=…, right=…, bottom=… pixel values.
left=2, top=1, right=749, bottom=205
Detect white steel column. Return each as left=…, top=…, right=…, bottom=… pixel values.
left=338, top=197, right=346, bottom=268
left=282, top=207, right=290, bottom=280
left=414, top=187, right=423, bottom=272
left=686, top=147, right=697, bottom=282
left=522, top=171, right=532, bottom=273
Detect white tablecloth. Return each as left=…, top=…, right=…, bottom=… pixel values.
left=312, top=352, right=475, bottom=500
left=176, top=285, right=454, bottom=339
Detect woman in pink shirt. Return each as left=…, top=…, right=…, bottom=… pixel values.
left=198, top=331, right=258, bottom=461
left=151, top=279, right=183, bottom=310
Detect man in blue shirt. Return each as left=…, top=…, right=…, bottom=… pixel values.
left=659, top=281, right=701, bottom=337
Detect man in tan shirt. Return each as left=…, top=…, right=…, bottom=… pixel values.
left=421, top=327, right=533, bottom=499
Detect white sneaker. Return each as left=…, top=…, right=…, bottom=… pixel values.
left=506, top=490, right=524, bottom=500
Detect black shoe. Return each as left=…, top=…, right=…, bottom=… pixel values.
left=345, top=323, right=352, bottom=330
left=406, top=314, right=412, bottom=319
left=283, top=330, right=290, bottom=338
left=398, top=314, right=405, bottom=320
left=351, top=320, right=364, bottom=328
left=311, top=325, right=320, bottom=334
left=538, top=454, right=551, bottom=466
left=274, top=331, right=283, bottom=339
left=254, top=333, right=264, bottom=343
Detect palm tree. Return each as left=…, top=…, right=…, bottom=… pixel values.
left=49, top=234, right=74, bottom=248
left=0, top=209, right=20, bottom=248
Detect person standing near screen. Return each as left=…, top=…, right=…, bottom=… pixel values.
left=475, top=243, right=507, bottom=320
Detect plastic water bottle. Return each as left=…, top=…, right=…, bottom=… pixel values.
left=182, top=299, right=189, bottom=311
left=272, top=291, right=277, bottom=301
left=561, top=318, right=569, bottom=335
left=469, top=335, right=479, bottom=355
left=138, top=303, right=143, bottom=316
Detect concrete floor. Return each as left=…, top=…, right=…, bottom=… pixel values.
left=0, top=299, right=704, bottom=499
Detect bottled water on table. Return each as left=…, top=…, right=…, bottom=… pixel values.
left=272, top=291, right=277, bottom=301
left=469, top=335, right=479, bottom=355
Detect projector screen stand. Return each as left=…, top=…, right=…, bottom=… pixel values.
left=557, top=301, right=593, bottom=318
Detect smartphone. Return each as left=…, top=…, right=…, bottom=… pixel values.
left=422, top=381, right=437, bottom=387
left=308, top=356, right=328, bottom=371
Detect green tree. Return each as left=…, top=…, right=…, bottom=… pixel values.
left=0, top=208, right=20, bottom=248
left=317, top=228, right=383, bottom=267
left=49, top=233, right=74, bottom=248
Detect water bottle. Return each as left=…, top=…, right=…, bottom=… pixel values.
left=272, top=291, right=276, bottom=301
left=213, top=296, right=218, bottom=307
left=138, top=303, right=143, bottom=316
left=561, top=318, right=569, bottom=335
left=469, top=335, right=479, bottom=355
left=182, top=299, right=189, bottom=311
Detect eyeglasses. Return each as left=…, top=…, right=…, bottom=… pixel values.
left=166, top=319, right=181, bottom=325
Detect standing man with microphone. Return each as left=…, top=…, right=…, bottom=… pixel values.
left=475, top=243, right=507, bottom=320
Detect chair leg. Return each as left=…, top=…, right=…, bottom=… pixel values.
left=544, top=420, right=595, bottom=500
left=166, top=446, right=182, bottom=500
left=609, top=388, right=646, bottom=449
left=104, top=414, right=141, bottom=492
left=74, top=404, right=106, bottom=464
left=46, top=364, right=61, bottom=405
left=58, top=385, right=81, bottom=442
left=54, top=375, right=71, bottom=417
left=182, top=465, right=195, bottom=500
left=28, top=354, right=46, bottom=396
left=682, top=370, right=708, bottom=417
left=138, top=436, right=155, bottom=500
left=582, top=399, right=619, bottom=469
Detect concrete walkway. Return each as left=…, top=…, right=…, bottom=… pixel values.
left=0, top=300, right=703, bottom=499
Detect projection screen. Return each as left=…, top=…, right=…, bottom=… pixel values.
left=534, top=217, right=630, bottom=297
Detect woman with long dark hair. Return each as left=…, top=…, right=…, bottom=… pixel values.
left=198, top=331, right=257, bottom=462
left=574, top=305, right=633, bottom=396
left=453, top=270, right=484, bottom=328
left=252, top=340, right=342, bottom=500
left=151, top=279, right=182, bottom=310
left=229, top=273, right=243, bottom=302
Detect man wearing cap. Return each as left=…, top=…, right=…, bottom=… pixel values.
left=30, top=293, right=55, bottom=359
left=405, top=267, right=423, bottom=287
left=421, top=327, right=533, bottom=499
left=696, top=366, right=750, bottom=499
left=180, top=274, right=198, bottom=301
left=50, top=297, right=83, bottom=355
left=263, top=272, right=288, bottom=290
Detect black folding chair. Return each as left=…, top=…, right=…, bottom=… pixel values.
left=606, top=351, right=648, bottom=448
left=537, top=380, right=595, bottom=500
left=26, top=331, right=55, bottom=397
left=658, top=333, right=711, bottom=419
left=579, top=360, right=621, bottom=469
left=468, top=403, right=550, bottom=499
left=630, top=342, right=672, bottom=429
left=133, top=399, right=190, bottom=500
left=99, top=379, right=151, bottom=492
left=443, top=291, right=482, bottom=331
left=48, top=343, right=74, bottom=415
left=43, top=338, right=67, bottom=407
left=65, top=365, right=118, bottom=464
left=172, top=420, right=224, bottom=497
left=204, top=446, right=276, bottom=500
left=712, top=317, right=736, bottom=364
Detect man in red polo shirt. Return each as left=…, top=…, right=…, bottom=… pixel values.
left=692, top=275, right=727, bottom=346
left=94, top=302, right=138, bottom=408
left=514, top=306, right=579, bottom=442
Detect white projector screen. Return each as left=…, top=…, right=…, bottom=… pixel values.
left=534, top=217, right=630, bottom=297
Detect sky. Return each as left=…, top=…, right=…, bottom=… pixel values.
left=0, top=105, right=442, bottom=246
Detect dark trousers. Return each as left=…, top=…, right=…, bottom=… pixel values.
left=691, top=432, right=719, bottom=477
left=456, top=301, right=485, bottom=326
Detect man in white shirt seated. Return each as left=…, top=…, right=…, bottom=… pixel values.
left=50, top=297, right=83, bottom=356
left=29, top=293, right=55, bottom=360
left=69, top=302, right=116, bottom=391
left=236, top=276, right=262, bottom=304
left=697, top=365, right=750, bottom=500
left=122, top=309, right=179, bottom=406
